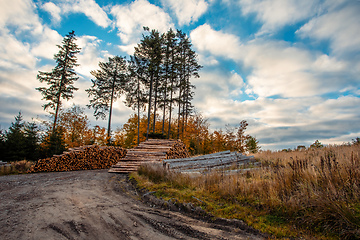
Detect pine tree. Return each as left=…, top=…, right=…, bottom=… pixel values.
left=125, top=56, right=147, bottom=145
left=0, top=129, right=5, bottom=160
left=40, top=127, right=66, bottom=158
left=246, top=136, right=260, bottom=153
left=24, top=121, right=40, bottom=160
left=176, top=30, right=202, bottom=138
left=4, top=112, right=27, bottom=161
left=86, top=56, right=128, bottom=142
left=36, top=31, right=81, bottom=131
left=161, top=29, right=178, bottom=137
left=135, top=29, right=163, bottom=140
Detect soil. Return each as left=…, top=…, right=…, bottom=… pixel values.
left=0, top=169, right=266, bottom=239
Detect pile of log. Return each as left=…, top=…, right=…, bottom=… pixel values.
left=29, top=145, right=127, bottom=173
left=163, top=150, right=256, bottom=173
left=109, top=139, right=189, bottom=173
left=166, top=141, right=190, bottom=159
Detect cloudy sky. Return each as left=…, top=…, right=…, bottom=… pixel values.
left=1, top=0, right=359, bottom=150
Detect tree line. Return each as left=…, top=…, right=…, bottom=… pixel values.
left=1, top=29, right=260, bottom=162
left=36, top=29, right=201, bottom=146
left=115, top=113, right=260, bottom=155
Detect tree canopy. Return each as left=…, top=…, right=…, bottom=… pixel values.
left=36, top=30, right=81, bottom=131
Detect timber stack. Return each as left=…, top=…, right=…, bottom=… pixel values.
left=163, top=150, right=256, bottom=173
left=109, top=139, right=189, bottom=173
left=29, top=145, right=127, bottom=173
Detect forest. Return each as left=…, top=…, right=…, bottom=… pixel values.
left=0, top=29, right=259, bottom=163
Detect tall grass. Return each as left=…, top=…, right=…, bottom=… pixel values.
left=135, top=144, right=360, bottom=239
left=0, top=160, right=34, bottom=176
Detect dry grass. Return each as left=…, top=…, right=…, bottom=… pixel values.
left=0, top=160, right=34, bottom=176
left=134, top=144, right=360, bottom=239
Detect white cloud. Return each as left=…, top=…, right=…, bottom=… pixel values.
left=118, top=43, right=137, bottom=56
left=190, top=24, right=242, bottom=59
left=42, top=0, right=111, bottom=28
left=238, top=0, right=319, bottom=35
left=31, top=27, right=63, bottom=59
left=296, top=1, right=360, bottom=55
left=76, top=35, right=110, bottom=78
left=111, top=0, right=174, bottom=45
left=0, top=32, right=36, bottom=69
left=192, top=24, right=357, bottom=99
left=71, top=0, right=111, bottom=28
left=0, top=0, right=41, bottom=31
left=161, top=0, right=209, bottom=25
left=42, top=2, right=61, bottom=23
left=308, top=95, right=360, bottom=121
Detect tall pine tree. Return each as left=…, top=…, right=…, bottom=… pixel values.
left=36, top=31, right=81, bottom=131
left=125, top=56, right=147, bottom=145
left=86, top=56, right=128, bottom=141
left=134, top=29, right=163, bottom=140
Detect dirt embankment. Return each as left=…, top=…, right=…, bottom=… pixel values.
left=0, top=170, right=265, bottom=240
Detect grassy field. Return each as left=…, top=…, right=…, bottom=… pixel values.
left=131, top=144, right=360, bottom=239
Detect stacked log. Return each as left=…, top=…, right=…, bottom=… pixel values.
left=163, top=150, right=256, bottom=173
left=166, top=141, right=190, bottom=159
left=29, top=145, right=127, bottom=173
left=109, top=139, right=189, bottom=173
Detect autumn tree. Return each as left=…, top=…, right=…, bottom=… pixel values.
left=36, top=30, right=80, bottom=131
left=57, top=105, right=93, bottom=148
left=86, top=56, right=128, bottom=142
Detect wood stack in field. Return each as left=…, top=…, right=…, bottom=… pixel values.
left=166, top=141, right=190, bottom=159
left=109, top=139, right=189, bottom=173
left=29, top=145, right=127, bottom=173
left=163, top=150, right=256, bottom=173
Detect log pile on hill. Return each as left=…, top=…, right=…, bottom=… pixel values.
left=109, top=139, right=189, bottom=173
left=29, top=145, right=127, bottom=173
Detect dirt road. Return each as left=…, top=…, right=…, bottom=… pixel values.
left=0, top=170, right=264, bottom=240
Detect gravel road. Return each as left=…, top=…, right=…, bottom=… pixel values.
left=0, top=170, right=264, bottom=240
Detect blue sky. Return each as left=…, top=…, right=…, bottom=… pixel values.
left=1, top=0, right=360, bottom=150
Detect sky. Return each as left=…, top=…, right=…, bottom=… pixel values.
left=1, top=0, right=360, bottom=150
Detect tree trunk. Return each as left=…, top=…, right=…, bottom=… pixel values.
left=152, top=77, right=158, bottom=134
left=146, top=74, right=154, bottom=140
left=177, top=84, right=182, bottom=139
left=108, top=73, right=116, bottom=144
left=137, top=77, right=140, bottom=145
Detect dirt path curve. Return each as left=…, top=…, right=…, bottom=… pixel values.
left=0, top=170, right=263, bottom=240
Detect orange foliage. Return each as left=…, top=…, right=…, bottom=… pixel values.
left=114, top=112, right=254, bottom=155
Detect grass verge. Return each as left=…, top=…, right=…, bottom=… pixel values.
left=131, top=144, right=360, bottom=239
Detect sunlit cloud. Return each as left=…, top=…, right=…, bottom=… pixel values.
left=160, top=0, right=209, bottom=26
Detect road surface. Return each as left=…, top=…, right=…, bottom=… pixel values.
left=0, top=169, right=264, bottom=239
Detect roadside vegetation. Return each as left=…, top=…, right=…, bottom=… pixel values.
left=132, top=140, right=360, bottom=239
left=0, top=160, right=33, bottom=176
